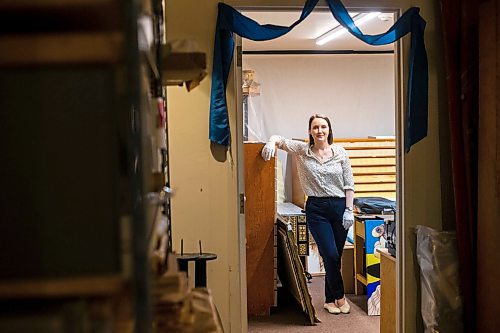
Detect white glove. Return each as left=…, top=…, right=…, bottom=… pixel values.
left=261, top=141, right=276, bottom=161
left=342, top=210, right=354, bottom=230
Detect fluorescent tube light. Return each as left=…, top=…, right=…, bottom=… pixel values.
left=316, top=12, right=381, bottom=46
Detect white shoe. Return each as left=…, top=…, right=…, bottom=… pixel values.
left=324, top=302, right=341, bottom=314
left=337, top=297, right=350, bottom=314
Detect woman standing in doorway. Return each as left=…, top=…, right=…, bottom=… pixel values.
left=261, top=114, right=355, bottom=314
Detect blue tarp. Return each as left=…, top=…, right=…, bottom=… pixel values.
left=209, top=0, right=427, bottom=152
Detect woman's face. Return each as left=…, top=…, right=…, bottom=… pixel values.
left=309, top=117, right=330, bottom=144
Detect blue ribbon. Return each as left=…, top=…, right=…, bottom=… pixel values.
left=210, top=0, right=427, bottom=152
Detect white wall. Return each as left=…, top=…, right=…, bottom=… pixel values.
left=243, top=53, right=395, bottom=141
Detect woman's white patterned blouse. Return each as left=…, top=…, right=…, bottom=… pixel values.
left=276, top=137, right=355, bottom=198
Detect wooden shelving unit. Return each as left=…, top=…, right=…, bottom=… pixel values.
left=0, top=0, right=171, bottom=331
left=0, top=276, right=125, bottom=298
left=0, top=33, right=123, bottom=66
left=336, top=138, right=396, bottom=200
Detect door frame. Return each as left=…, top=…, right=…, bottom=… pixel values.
left=232, top=3, right=408, bottom=332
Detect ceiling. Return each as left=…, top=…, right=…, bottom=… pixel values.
left=241, top=10, right=395, bottom=52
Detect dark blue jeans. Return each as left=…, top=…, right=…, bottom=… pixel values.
left=306, top=196, right=348, bottom=302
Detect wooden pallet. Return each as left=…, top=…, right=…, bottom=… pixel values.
left=336, top=138, right=396, bottom=200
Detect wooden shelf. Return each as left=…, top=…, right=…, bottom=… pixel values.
left=355, top=220, right=365, bottom=238
left=353, top=171, right=396, bottom=176
left=0, top=276, right=126, bottom=298
left=343, top=145, right=396, bottom=150
left=378, top=248, right=396, bottom=332
left=350, top=156, right=395, bottom=163
left=335, top=138, right=395, bottom=143
left=350, top=154, right=396, bottom=159
left=0, top=0, right=166, bottom=331
left=0, top=0, right=116, bottom=9
left=0, top=1, right=121, bottom=33
left=347, top=149, right=395, bottom=157
left=356, top=183, right=396, bottom=192
left=355, top=192, right=396, bottom=200
left=356, top=273, right=367, bottom=286
left=0, top=33, right=123, bottom=67
left=352, top=167, right=396, bottom=174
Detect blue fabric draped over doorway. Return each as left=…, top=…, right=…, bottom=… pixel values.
left=209, top=0, right=427, bottom=152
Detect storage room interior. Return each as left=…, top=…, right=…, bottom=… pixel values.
left=239, top=9, right=397, bottom=332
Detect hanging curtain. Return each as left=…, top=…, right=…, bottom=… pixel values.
left=209, top=0, right=428, bottom=152
left=439, top=0, right=478, bottom=331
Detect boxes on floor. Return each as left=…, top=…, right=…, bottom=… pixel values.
left=308, top=240, right=354, bottom=294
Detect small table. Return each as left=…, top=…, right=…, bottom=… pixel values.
left=176, top=253, right=218, bottom=288
left=194, top=253, right=217, bottom=288
left=176, top=253, right=199, bottom=274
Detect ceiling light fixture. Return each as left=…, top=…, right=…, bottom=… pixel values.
left=315, top=12, right=381, bottom=46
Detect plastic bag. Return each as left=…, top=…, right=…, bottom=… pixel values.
left=415, top=225, right=464, bottom=333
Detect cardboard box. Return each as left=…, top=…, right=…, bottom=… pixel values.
left=307, top=243, right=355, bottom=294
left=342, top=245, right=355, bottom=294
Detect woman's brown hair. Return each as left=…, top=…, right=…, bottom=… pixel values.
left=308, top=114, right=334, bottom=146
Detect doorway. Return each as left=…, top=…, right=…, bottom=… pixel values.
left=235, top=6, right=404, bottom=333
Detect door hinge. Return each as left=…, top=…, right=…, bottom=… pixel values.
left=236, top=45, right=242, bottom=67
left=239, top=193, right=246, bottom=214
